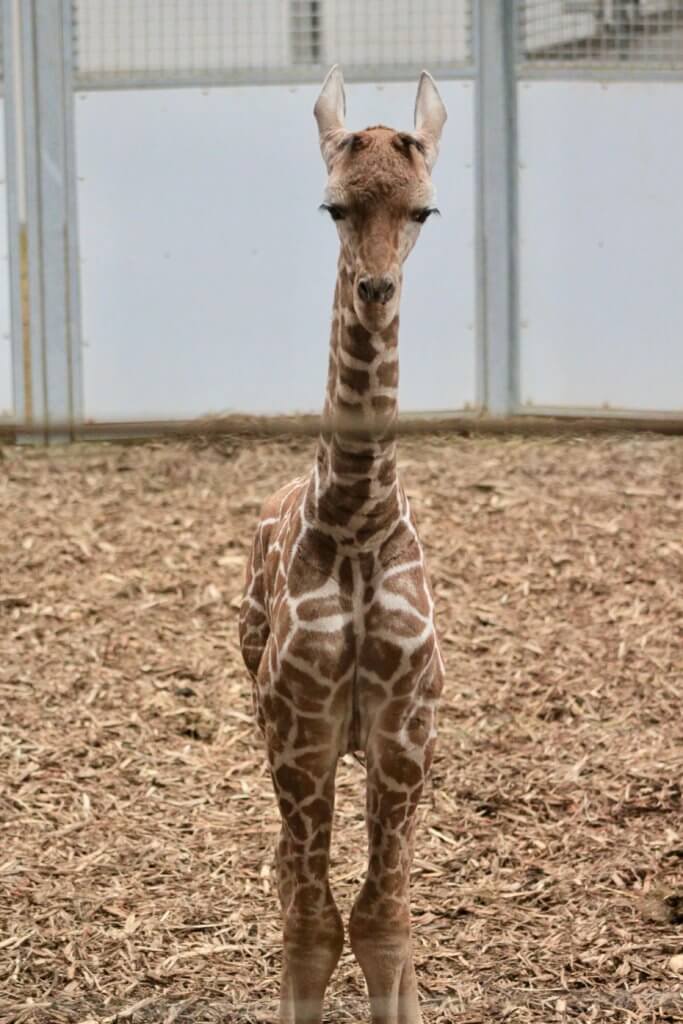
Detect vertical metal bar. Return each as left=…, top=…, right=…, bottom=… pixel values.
left=4, top=0, right=81, bottom=443
left=4, top=0, right=47, bottom=437
left=3, top=0, right=23, bottom=431
left=33, top=0, right=81, bottom=441
left=62, top=0, right=84, bottom=426
left=474, top=0, right=519, bottom=415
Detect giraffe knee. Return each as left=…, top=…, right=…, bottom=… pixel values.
left=349, top=886, right=411, bottom=960
left=283, top=897, right=344, bottom=971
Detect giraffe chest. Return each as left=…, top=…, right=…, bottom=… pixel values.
left=259, top=513, right=441, bottom=753
left=265, top=513, right=426, bottom=647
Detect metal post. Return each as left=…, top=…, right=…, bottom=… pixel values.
left=475, top=0, right=519, bottom=415
left=3, top=0, right=82, bottom=442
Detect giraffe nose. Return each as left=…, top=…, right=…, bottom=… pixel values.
left=357, top=275, right=396, bottom=305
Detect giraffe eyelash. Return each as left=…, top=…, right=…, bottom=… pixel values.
left=412, top=207, right=440, bottom=224
left=319, top=203, right=347, bottom=222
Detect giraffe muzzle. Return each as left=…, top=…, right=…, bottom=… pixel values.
left=357, top=275, right=396, bottom=306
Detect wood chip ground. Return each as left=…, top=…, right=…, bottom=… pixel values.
left=1, top=434, right=682, bottom=1023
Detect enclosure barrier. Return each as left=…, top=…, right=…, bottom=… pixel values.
left=1, top=0, right=682, bottom=442
left=2, top=411, right=683, bottom=445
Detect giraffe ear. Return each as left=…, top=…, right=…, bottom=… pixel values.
left=314, top=65, right=348, bottom=169
left=414, top=71, right=447, bottom=171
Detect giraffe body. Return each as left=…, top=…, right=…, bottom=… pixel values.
left=239, top=66, right=447, bottom=1024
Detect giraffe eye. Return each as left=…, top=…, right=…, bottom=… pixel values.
left=412, top=207, right=439, bottom=224
left=320, top=203, right=347, bottom=222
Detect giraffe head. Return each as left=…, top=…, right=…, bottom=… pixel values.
left=314, top=65, right=447, bottom=333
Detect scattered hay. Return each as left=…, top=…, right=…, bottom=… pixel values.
left=1, top=434, right=682, bottom=1022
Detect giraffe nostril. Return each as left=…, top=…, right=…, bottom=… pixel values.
left=357, top=277, right=373, bottom=303
left=379, top=278, right=395, bottom=304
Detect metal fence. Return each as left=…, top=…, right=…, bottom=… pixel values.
left=72, top=0, right=474, bottom=86
left=69, top=0, right=683, bottom=85
left=520, top=0, right=683, bottom=69
left=1, top=0, right=682, bottom=439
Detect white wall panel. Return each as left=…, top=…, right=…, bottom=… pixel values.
left=519, top=82, right=683, bottom=413
left=0, top=101, right=12, bottom=419
left=76, top=81, right=475, bottom=420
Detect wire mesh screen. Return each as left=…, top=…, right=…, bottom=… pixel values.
left=73, top=0, right=473, bottom=87
left=520, top=0, right=683, bottom=68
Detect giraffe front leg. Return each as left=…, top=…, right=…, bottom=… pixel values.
left=349, top=729, right=434, bottom=1024
left=349, top=834, right=421, bottom=1024
left=271, top=755, right=344, bottom=1024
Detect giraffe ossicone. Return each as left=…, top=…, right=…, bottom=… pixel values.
left=240, top=65, right=447, bottom=1024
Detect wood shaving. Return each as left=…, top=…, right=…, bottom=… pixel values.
left=0, top=434, right=681, bottom=1022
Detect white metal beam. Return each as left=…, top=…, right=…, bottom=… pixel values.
left=4, top=0, right=81, bottom=441
left=475, top=0, right=519, bottom=415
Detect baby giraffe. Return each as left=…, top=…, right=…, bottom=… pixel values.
left=239, top=66, right=447, bottom=1024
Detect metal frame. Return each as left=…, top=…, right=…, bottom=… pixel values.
left=3, top=0, right=31, bottom=430
left=2, top=1, right=681, bottom=442
left=3, top=0, right=81, bottom=441
left=3, top=0, right=46, bottom=435
left=519, top=65, right=683, bottom=79
left=511, top=0, right=683, bottom=419
left=62, top=0, right=84, bottom=430
left=72, top=65, right=477, bottom=93
left=474, top=0, right=519, bottom=415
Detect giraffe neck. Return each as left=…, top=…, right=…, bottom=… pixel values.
left=308, top=252, right=402, bottom=546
